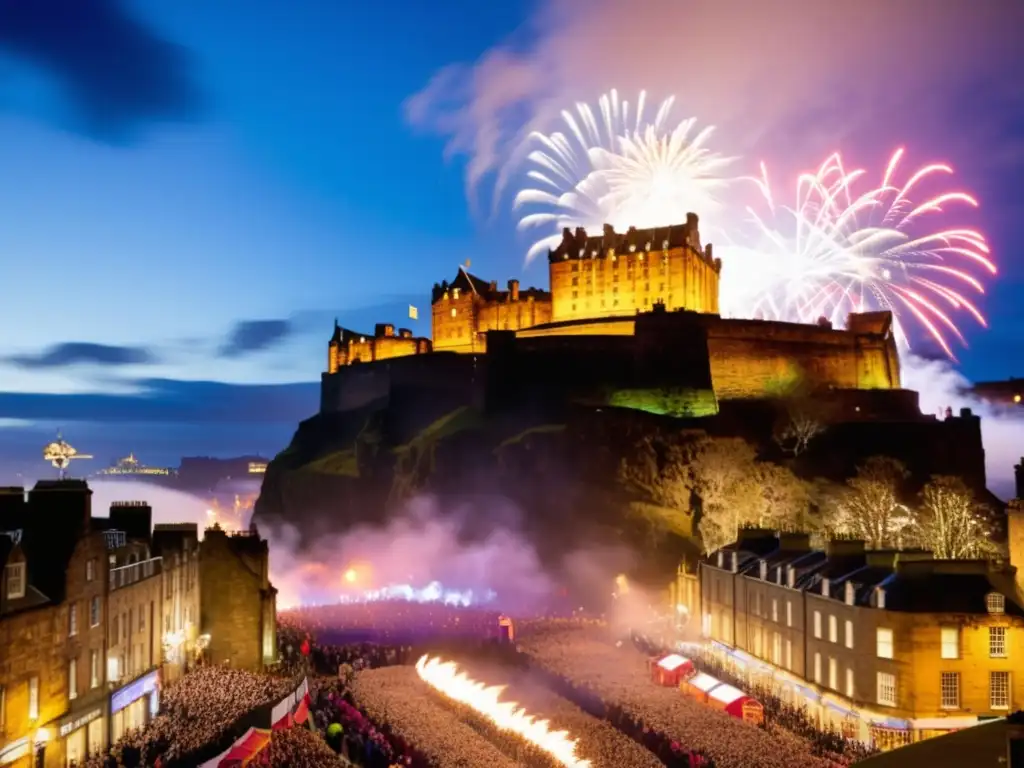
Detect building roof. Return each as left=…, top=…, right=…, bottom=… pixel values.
left=431, top=269, right=550, bottom=305
left=854, top=714, right=1020, bottom=767
left=547, top=218, right=706, bottom=263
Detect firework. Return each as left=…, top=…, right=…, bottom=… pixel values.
left=718, top=149, right=994, bottom=356
left=514, top=89, right=734, bottom=264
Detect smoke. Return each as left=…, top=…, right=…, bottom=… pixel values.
left=266, top=495, right=564, bottom=613
left=901, top=353, right=1022, bottom=501
left=89, top=479, right=213, bottom=529
left=407, top=0, right=1024, bottom=207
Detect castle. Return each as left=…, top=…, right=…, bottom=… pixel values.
left=322, top=216, right=902, bottom=415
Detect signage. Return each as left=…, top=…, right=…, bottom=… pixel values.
left=59, top=707, right=103, bottom=738
left=111, top=670, right=159, bottom=714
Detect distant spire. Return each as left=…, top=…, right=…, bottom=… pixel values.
left=333, top=317, right=339, bottom=330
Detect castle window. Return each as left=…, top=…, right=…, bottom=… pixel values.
left=662, top=239, right=670, bottom=249
left=612, top=286, right=618, bottom=294
left=572, top=291, right=578, bottom=299
left=571, top=304, right=576, bottom=312
left=571, top=264, right=578, bottom=272
left=660, top=283, right=665, bottom=291
left=613, top=274, right=619, bottom=282
left=645, top=283, right=650, bottom=291
left=572, top=277, right=578, bottom=286
left=987, top=593, right=1005, bottom=614
left=638, top=252, right=644, bottom=261
left=613, top=299, right=619, bottom=306
left=5, top=562, right=25, bottom=599
left=451, top=308, right=457, bottom=318
left=453, top=288, right=460, bottom=299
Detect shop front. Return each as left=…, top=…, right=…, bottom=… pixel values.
left=58, top=705, right=106, bottom=767
left=0, top=727, right=54, bottom=768
left=109, top=670, right=160, bottom=745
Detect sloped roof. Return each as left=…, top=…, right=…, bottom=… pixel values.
left=854, top=714, right=1020, bottom=767
left=548, top=220, right=703, bottom=262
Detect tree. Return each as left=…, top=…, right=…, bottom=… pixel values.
left=773, top=396, right=829, bottom=457
left=826, top=456, right=912, bottom=549
left=618, top=434, right=696, bottom=545
left=754, top=462, right=811, bottom=531
left=915, top=476, right=1000, bottom=560
left=689, top=437, right=764, bottom=554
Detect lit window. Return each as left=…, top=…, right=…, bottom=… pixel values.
left=90, top=596, right=100, bottom=628
left=876, top=628, right=894, bottom=659
left=69, top=658, right=78, bottom=700
left=845, top=668, right=854, bottom=697
left=786, top=601, right=792, bottom=627
left=941, top=672, right=960, bottom=709
left=5, top=562, right=25, bottom=600
left=90, top=650, right=100, bottom=689
left=989, top=626, right=1007, bottom=658
left=941, top=627, right=960, bottom=659
left=28, top=676, right=39, bottom=720
left=813, top=610, right=822, bottom=639
left=69, top=604, right=77, bottom=637
left=86, top=559, right=95, bottom=582
left=771, top=598, right=778, bottom=622
left=785, top=639, right=792, bottom=670
left=876, top=672, right=897, bottom=707
left=987, top=593, right=1006, bottom=614
left=107, top=656, right=119, bottom=683
left=845, top=619, right=854, bottom=649
left=829, top=657, right=838, bottom=690
left=813, top=652, right=821, bottom=684
left=829, top=615, right=838, bottom=643
left=990, top=671, right=1010, bottom=709
left=450, top=308, right=457, bottom=318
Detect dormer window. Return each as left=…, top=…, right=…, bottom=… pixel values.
left=845, top=581, right=855, bottom=606
left=986, top=593, right=1006, bottom=614
left=875, top=587, right=887, bottom=610
left=821, top=577, right=830, bottom=597
left=452, top=288, right=460, bottom=299
left=5, top=562, right=26, bottom=599
left=759, top=560, right=767, bottom=580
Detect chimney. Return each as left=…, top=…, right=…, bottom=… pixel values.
left=825, top=538, right=866, bottom=558
left=374, top=323, right=394, bottom=338
left=508, top=279, right=520, bottom=302
left=489, top=280, right=498, bottom=293
left=778, top=532, right=811, bottom=552
left=821, top=577, right=831, bottom=597
left=730, top=552, right=738, bottom=573
left=109, top=501, right=153, bottom=543
left=0, top=487, right=27, bottom=532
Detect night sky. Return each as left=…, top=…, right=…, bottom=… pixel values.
left=1, top=0, right=1021, bottom=479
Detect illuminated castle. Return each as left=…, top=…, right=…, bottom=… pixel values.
left=323, top=216, right=902, bottom=414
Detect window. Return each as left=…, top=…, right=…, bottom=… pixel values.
left=940, top=672, right=960, bottom=709
left=785, top=639, right=793, bottom=670
left=991, top=671, right=1011, bottom=710
left=90, top=596, right=100, bottom=628
left=69, top=603, right=78, bottom=636
left=876, top=628, right=894, bottom=659
left=786, top=601, right=792, bottom=627
left=829, top=657, right=838, bottom=690
left=990, top=626, right=1007, bottom=658
left=90, top=650, right=100, bottom=689
left=28, top=676, right=39, bottom=720
left=139, top=608, right=145, bottom=632
left=107, top=656, right=119, bottom=682
left=5, top=562, right=25, bottom=599
left=941, top=627, right=960, bottom=659
left=829, top=615, right=838, bottom=643
left=450, top=308, right=457, bottom=318
left=846, top=668, right=855, bottom=698
left=772, top=598, right=778, bottom=622
left=876, top=672, right=897, bottom=707
left=845, top=619, right=854, bottom=649
left=113, top=615, right=119, bottom=642
left=86, top=559, right=95, bottom=582
left=987, top=593, right=1006, bottom=614
left=813, top=652, right=822, bottom=684
left=814, top=611, right=822, bottom=639
left=69, top=658, right=78, bottom=700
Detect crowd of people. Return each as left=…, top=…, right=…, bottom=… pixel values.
left=265, top=722, right=351, bottom=767
left=81, top=666, right=298, bottom=767
left=518, top=624, right=847, bottom=768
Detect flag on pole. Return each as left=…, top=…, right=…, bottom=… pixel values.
left=409, top=305, right=418, bottom=320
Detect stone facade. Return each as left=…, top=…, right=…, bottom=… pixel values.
left=328, top=322, right=431, bottom=373
left=153, top=524, right=201, bottom=684
left=199, top=527, right=276, bottom=672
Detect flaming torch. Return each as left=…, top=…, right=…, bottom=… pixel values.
left=415, top=655, right=592, bottom=767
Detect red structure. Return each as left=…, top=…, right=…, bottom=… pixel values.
left=651, top=653, right=694, bottom=687
left=683, top=671, right=764, bottom=725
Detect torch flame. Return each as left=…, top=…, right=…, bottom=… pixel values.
left=415, top=655, right=592, bottom=767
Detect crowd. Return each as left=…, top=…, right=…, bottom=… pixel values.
left=350, top=666, right=522, bottom=768
left=265, top=723, right=351, bottom=767
left=518, top=624, right=843, bottom=768
left=81, top=666, right=298, bottom=768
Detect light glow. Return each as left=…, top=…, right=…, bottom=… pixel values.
left=415, top=655, right=591, bottom=767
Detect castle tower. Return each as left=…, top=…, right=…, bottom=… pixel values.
left=1008, top=458, right=1024, bottom=598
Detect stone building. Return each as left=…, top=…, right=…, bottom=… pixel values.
left=152, top=524, right=201, bottom=683
left=0, top=481, right=109, bottom=768
left=700, top=511, right=1024, bottom=751
left=199, top=525, right=277, bottom=671
left=327, top=321, right=431, bottom=372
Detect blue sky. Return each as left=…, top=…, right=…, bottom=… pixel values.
left=0, top=0, right=1021, bottom=478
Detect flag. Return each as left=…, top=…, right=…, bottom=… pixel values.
left=409, top=305, right=418, bottom=320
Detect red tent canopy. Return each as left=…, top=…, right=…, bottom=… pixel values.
left=217, top=728, right=271, bottom=767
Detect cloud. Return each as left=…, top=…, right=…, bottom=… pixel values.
left=219, top=320, right=293, bottom=358
left=0, top=378, right=317, bottom=424
left=7, top=342, right=156, bottom=370
left=407, top=0, right=1024, bottom=205
left=0, top=0, right=202, bottom=140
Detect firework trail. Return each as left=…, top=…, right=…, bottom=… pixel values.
left=513, top=89, right=735, bottom=264
left=718, top=149, right=994, bottom=357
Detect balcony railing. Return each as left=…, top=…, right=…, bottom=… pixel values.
left=109, top=557, right=162, bottom=590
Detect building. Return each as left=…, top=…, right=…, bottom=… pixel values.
left=199, top=525, right=277, bottom=671
left=321, top=217, right=904, bottom=416
left=700, top=505, right=1024, bottom=751
left=0, top=481, right=109, bottom=768
left=152, top=524, right=201, bottom=683
left=971, top=378, right=1024, bottom=408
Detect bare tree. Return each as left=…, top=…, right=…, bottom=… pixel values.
left=689, top=437, right=764, bottom=554
left=916, top=476, right=1000, bottom=560
left=755, top=462, right=811, bottom=530
left=773, top=397, right=829, bottom=456
left=827, top=456, right=912, bottom=549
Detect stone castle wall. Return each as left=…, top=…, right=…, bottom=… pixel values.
left=431, top=286, right=552, bottom=354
